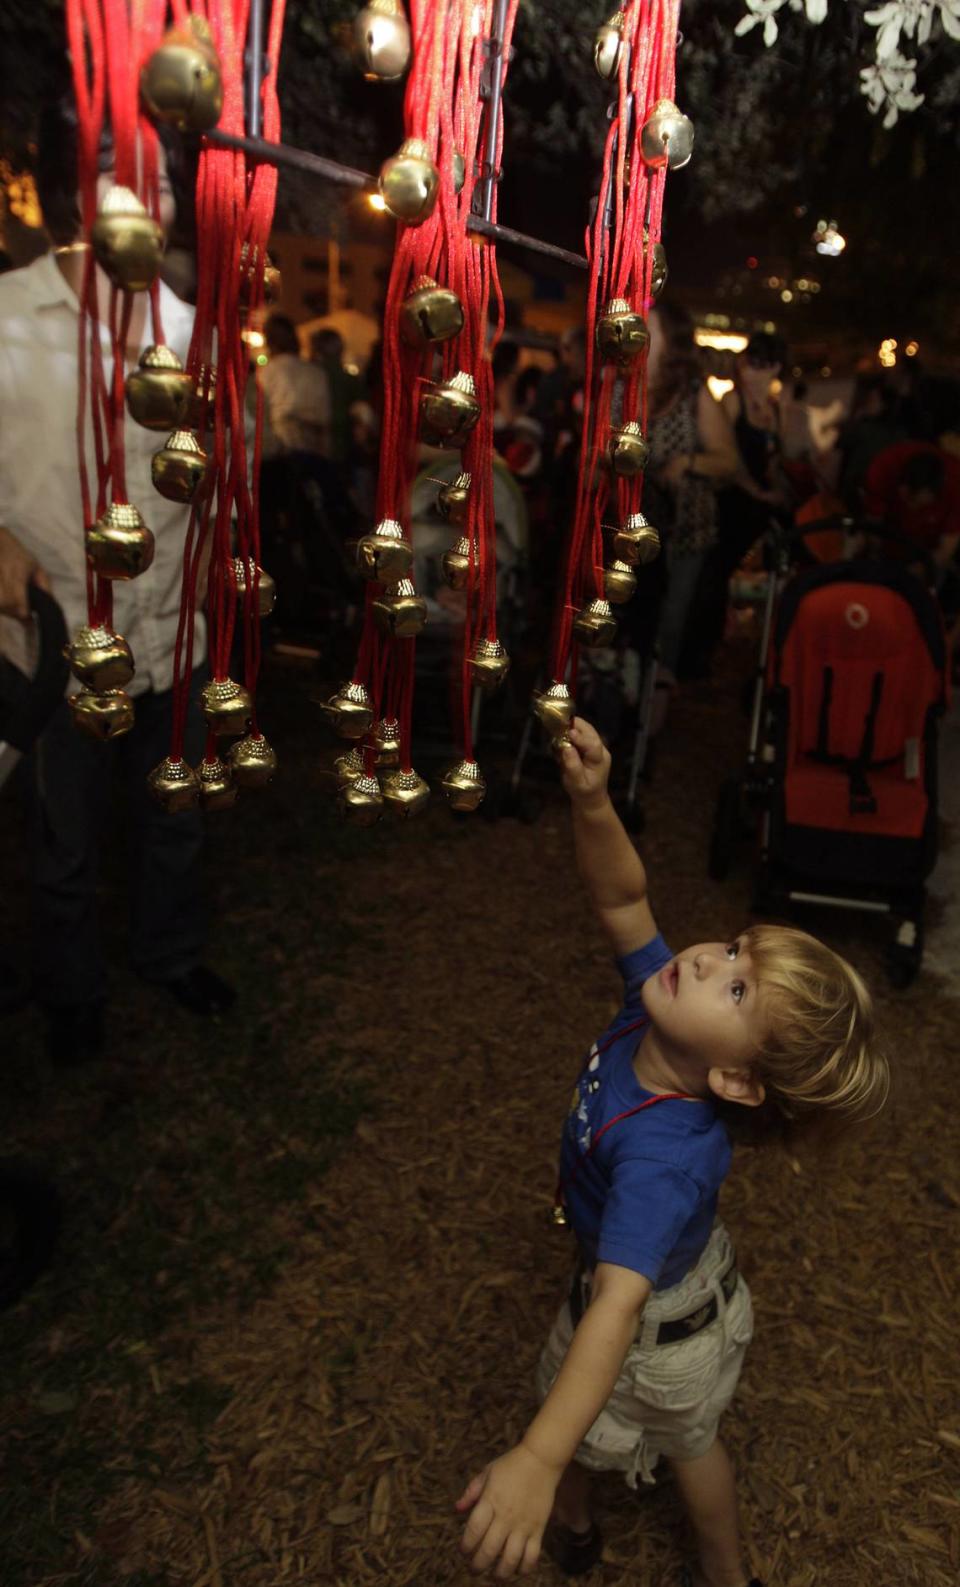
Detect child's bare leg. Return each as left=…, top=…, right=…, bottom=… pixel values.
left=551, top=1460, right=593, bottom=1532
left=667, top=1438, right=750, bottom=1587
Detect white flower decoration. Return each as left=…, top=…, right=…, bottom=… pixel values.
left=860, top=49, right=926, bottom=124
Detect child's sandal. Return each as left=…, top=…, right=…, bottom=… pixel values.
left=546, top=1520, right=604, bottom=1576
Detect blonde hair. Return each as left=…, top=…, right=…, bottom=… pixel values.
left=739, top=924, right=889, bottom=1142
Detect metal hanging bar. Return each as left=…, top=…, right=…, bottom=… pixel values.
left=245, top=0, right=267, bottom=139
left=473, top=0, right=510, bottom=225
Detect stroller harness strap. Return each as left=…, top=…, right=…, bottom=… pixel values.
left=809, top=666, right=900, bottom=816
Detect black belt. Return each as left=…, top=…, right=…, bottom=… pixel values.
left=568, top=1258, right=738, bottom=1343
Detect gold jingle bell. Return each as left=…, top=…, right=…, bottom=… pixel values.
left=604, top=559, right=637, bottom=605
left=338, top=772, right=384, bottom=827
left=469, top=638, right=511, bottom=693
left=239, top=242, right=282, bottom=309
left=151, top=429, right=211, bottom=503
left=321, top=680, right=374, bottom=740
left=356, top=517, right=412, bottom=583
left=646, top=234, right=668, bottom=299
left=379, top=137, right=440, bottom=225
left=640, top=98, right=695, bottom=171
left=419, top=371, right=481, bottom=447
left=64, top=625, right=134, bottom=691
left=86, top=502, right=155, bottom=581
left=228, top=733, right=278, bottom=788
left=613, top=510, right=661, bottom=566
left=437, top=471, right=471, bottom=525
left=608, top=420, right=650, bottom=477
left=68, top=687, right=134, bottom=741
left=91, top=185, right=164, bottom=292
left=573, top=598, right=618, bottom=648
left=452, top=150, right=466, bottom=193
left=532, top=681, right=575, bottom=737
left=550, top=730, right=574, bottom=763
left=353, top=0, right=411, bottom=82
left=596, top=298, right=649, bottom=367
left=440, top=758, right=486, bottom=813
left=189, top=365, right=217, bottom=429
left=594, top=10, right=625, bottom=81
left=200, top=677, right=252, bottom=737
left=374, top=717, right=402, bottom=767
left=442, top=535, right=471, bottom=591
left=197, top=755, right=238, bottom=811
left=233, top=558, right=276, bottom=617
left=139, top=15, right=223, bottom=132
left=147, top=755, right=200, bottom=813
left=399, top=275, right=465, bottom=348
left=334, top=746, right=366, bottom=786
left=372, top=578, right=427, bottom=638
left=126, top=345, right=194, bottom=431
left=381, top=767, right=430, bottom=818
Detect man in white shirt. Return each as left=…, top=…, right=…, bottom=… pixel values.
left=258, top=314, right=331, bottom=459
left=0, top=97, right=234, bottom=1064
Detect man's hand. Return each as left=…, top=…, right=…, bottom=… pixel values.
left=559, top=717, right=610, bottom=810
left=455, top=1442, right=559, bottom=1577
left=0, top=525, right=50, bottom=621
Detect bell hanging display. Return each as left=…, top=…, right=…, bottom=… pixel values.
left=233, top=558, right=276, bottom=618
left=381, top=767, right=430, bottom=818
left=355, top=518, right=412, bottom=583
left=532, top=681, right=575, bottom=737
left=321, top=680, right=374, bottom=740
left=228, top=733, right=278, bottom=788
left=640, top=98, right=695, bottom=171
left=371, top=578, right=427, bottom=639
left=334, top=745, right=365, bottom=786
left=596, top=298, right=649, bottom=367
left=139, top=15, right=223, bottom=132
left=200, top=677, right=252, bottom=737
left=573, top=598, right=617, bottom=648
left=353, top=0, right=411, bottom=82
left=151, top=429, right=211, bottom=503
left=378, top=138, right=440, bottom=225
left=68, top=687, right=135, bottom=741
left=373, top=718, right=401, bottom=767
left=608, top=421, right=649, bottom=477
left=437, top=471, right=471, bottom=525
left=197, top=755, right=238, bottom=811
left=594, top=10, right=625, bottom=81
left=604, top=559, right=637, bottom=605
left=440, top=758, right=486, bottom=813
left=64, top=625, right=134, bottom=691
left=468, top=638, right=511, bottom=693
left=399, top=276, right=465, bottom=348
left=147, top=755, right=201, bottom=813
left=442, top=535, right=471, bottom=591
left=613, top=510, right=661, bottom=566
left=125, top=345, right=194, bottom=431
left=86, top=503, right=155, bottom=581
left=419, top=371, right=481, bottom=447
left=91, top=185, right=164, bottom=293
left=339, top=772, right=384, bottom=827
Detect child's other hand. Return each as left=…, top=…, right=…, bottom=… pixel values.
left=455, top=1443, right=559, bottom=1576
left=559, top=717, right=611, bottom=810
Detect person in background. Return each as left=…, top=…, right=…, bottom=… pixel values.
left=258, top=314, right=330, bottom=460
left=862, top=439, right=960, bottom=573
left=309, top=327, right=362, bottom=472
left=830, top=373, right=906, bottom=511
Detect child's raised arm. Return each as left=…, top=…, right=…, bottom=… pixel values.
left=559, top=718, right=658, bottom=956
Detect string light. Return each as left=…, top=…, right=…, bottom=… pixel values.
left=878, top=337, right=897, bottom=369
left=904, top=340, right=919, bottom=357
left=707, top=376, right=735, bottom=400
left=814, top=219, right=846, bottom=256
left=368, top=192, right=387, bottom=212
left=694, top=329, right=748, bottom=352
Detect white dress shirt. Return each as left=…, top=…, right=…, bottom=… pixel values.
left=258, top=351, right=331, bottom=458
left=0, top=251, right=205, bottom=697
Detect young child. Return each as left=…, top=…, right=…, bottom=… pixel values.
left=456, top=717, right=889, bottom=1584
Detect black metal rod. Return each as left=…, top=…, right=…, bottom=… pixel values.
left=204, top=127, right=589, bottom=271
left=246, top=0, right=266, bottom=139
left=474, top=0, right=510, bottom=225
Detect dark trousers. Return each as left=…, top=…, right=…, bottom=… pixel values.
left=29, top=673, right=206, bottom=1008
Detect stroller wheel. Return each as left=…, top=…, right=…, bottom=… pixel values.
left=709, top=776, right=742, bottom=881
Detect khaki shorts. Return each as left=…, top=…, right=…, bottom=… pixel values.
left=535, top=1223, right=753, bottom=1487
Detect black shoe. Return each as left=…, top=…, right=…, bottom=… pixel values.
left=42, top=1001, right=105, bottom=1066
left=547, top=1521, right=603, bottom=1576
left=156, top=966, right=236, bottom=1017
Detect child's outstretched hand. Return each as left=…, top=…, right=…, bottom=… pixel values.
left=558, top=717, right=611, bottom=809
left=455, top=1443, right=558, bottom=1576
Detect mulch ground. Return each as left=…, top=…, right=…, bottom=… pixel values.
left=2, top=639, right=958, bottom=1587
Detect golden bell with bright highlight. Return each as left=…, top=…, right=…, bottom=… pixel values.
left=374, top=718, right=401, bottom=767
left=91, top=186, right=163, bottom=292
left=334, top=746, right=366, bottom=786
left=126, top=345, right=194, bottom=431
left=440, top=758, right=486, bottom=812
left=233, top=558, right=276, bottom=617
left=608, top=420, right=649, bottom=477
left=604, top=559, right=637, bottom=605
left=239, top=243, right=281, bottom=311
left=419, top=371, right=481, bottom=447
left=399, top=276, right=464, bottom=347
left=356, top=518, right=412, bottom=583
left=381, top=767, right=430, bottom=818
left=573, top=598, right=617, bottom=648
left=69, top=688, right=134, bottom=741
left=378, top=137, right=439, bottom=224
left=532, top=681, right=574, bottom=737
left=437, top=471, right=471, bottom=525
left=151, top=430, right=211, bottom=503
left=442, top=535, right=471, bottom=591
left=613, top=511, right=661, bottom=565
left=468, top=638, right=511, bottom=693
left=65, top=626, right=134, bottom=691
left=140, top=15, right=223, bottom=132
left=640, top=98, right=695, bottom=170
left=200, top=678, right=252, bottom=737
left=353, top=0, right=411, bottom=81
left=372, top=578, right=427, bottom=638
left=321, top=681, right=374, bottom=740
left=339, top=772, right=384, bottom=827
left=86, top=503, right=155, bottom=581
left=147, top=756, right=201, bottom=813
left=228, top=733, right=278, bottom=788
left=596, top=298, right=649, bottom=367
left=594, top=11, right=625, bottom=80
left=197, top=755, right=238, bottom=811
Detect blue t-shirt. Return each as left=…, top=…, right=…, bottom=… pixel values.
left=558, top=933, right=732, bottom=1290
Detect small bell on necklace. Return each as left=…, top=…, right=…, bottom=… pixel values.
left=353, top=0, right=411, bottom=81
left=151, top=430, right=211, bottom=503
left=91, top=186, right=163, bottom=293
left=437, top=471, right=471, bottom=525
left=126, top=345, right=194, bottom=431
left=86, top=503, right=155, bottom=581
left=378, top=138, right=440, bottom=224
left=372, top=579, right=427, bottom=639
left=640, top=99, right=695, bottom=171
left=608, top=420, right=649, bottom=477
left=373, top=718, right=402, bottom=767
left=64, top=625, right=134, bottom=691
left=440, top=758, right=486, bottom=812
left=233, top=558, right=276, bottom=617
left=419, top=371, right=481, bottom=448
left=442, top=535, right=471, bottom=591
left=147, top=756, right=201, bottom=813
left=468, top=638, right=511, bottom=693
left=339, top=771, right=384, bottom=826
left=596, top=298, right=649, bottom=368
left=381, top=767, right=430, bottom=818
left=594, top=10, right=625, bottom=81
left=200, top=678, right=252, bottom=737
left=228, top=733, right=278, bottom=788
left=320, top=681, right=374, bottom=740
left=197, top=755, right=238, bottom=811
left=399, top=276, right=464, bottom=347
left=613, top=511, right=661, bottom=566
left=140, top=14, right=223, bottom=131
left=532, top=681, right=575, bottom=737
left=604, top=560, right=637, bottom=605
left=355, top=518, right=412, bottom=583
left=69, top=688, right=134, bottom=741
left=573, top=599, right=617, bottom=648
